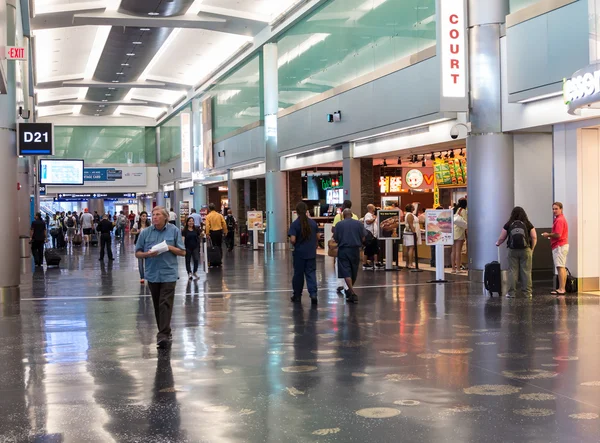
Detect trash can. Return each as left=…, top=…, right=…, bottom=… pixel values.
left=20, top=236, right=30, bottom=259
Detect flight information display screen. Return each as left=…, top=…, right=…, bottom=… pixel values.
left=39, top=159, right=84, bottom=185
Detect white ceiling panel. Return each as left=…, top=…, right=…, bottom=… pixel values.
left=37, top=87, right=81, bottom=102
left=35, top=0, right=107, bottom=14
left=128, top=88, right=187, bottom=105
left=202, top=0, right=301, bottom=19
left=116, top=105, right=167, bottom=119
left=34, top=26, right=98, bottom=82
left=37, top=105, right=73, bottom=117
left=146, top=29, right=249, bottom=85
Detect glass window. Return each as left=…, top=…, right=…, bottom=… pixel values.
left=277, top=0, right=436, bottom=110
left=509, top=0, right=540, bottom=13
left=159, top=105, right=191, bottom=164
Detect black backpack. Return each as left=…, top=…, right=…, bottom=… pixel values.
left=508, top=220, right=529, bottom=249
left=66, top=216, right=75, bottom=228
left=226, top=216, right=235, bottom=230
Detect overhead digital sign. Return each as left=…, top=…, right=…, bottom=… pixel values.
left=40, top=159, right=84, bottom=185
left=18, top=123, right=54, bottom=156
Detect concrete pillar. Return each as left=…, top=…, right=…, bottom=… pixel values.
left=244, top=179, right=251, bottom=210
left=467, top=0, right=514, bottom=280
left=193, top=183, right=207, bottom=210
left=342, top=142, right=361, bottom=214
left=228, top=175, right=239, bottom=213
left=263, top=43, right=287, bottom=248
left=87, top=199, right=105, bottom=216
left=0, top=0, right=21, bottom=302
left=174, top=187, right=184, bottom=228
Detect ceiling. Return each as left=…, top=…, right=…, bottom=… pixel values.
left=32, top=0, right=303, bottom=122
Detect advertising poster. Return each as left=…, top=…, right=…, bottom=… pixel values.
left=179, top=201, right=190, bottom=225
left=433, top=158, right=467, bottom=186
left=425, top=209, right=454, bottom=246
left=402, top=167, right=435, bottom=191
left=83, top=166, right=147, bottom=187
left=377, top=210, right=401, bottom=239
left=247, top=211, right=264, bottom=230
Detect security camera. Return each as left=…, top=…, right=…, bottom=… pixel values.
left=450, top=123, right=471, bottom=140
left=450, top=126, right=459, bottom=140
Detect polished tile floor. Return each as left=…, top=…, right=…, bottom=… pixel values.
left=1, top=240, right=600, bottom=442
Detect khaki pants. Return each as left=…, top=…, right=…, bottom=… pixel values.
left=508, top=248, right=533, bottom=297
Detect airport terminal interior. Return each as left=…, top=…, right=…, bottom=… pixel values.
left=1, top=0, right=600, bottom=441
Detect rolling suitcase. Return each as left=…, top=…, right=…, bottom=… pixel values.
left=45, top=249, right=61, bottom=267
left=484, top=248, right=502, bottom=296
left=73, top=233, right=83, bottom=246
left=90, top=233, right=98, bottom=246
left=207, top=238, right=222, bottom=267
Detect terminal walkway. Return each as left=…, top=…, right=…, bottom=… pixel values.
left=1, top=242, right=600, bottom=442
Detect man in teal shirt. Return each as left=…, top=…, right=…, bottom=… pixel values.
left=136, top=206, right=186, bottom=348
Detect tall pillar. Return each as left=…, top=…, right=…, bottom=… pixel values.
left=263, top=43, right=287, bottom=248
left=17, top=158, right=30, bottom=236
left=193, top=183, right=207, bottom=210
left=228, top=174, right=239, bottom=213
left=0, top=0, right=21, bottom=300
left=342, top=143, right=362, bottom=214
left=192, top=98, right=203, bottom=173
left=174, top=187, right=184, bottom=228
left=87, top=199, right=105, bottom=216
left=467, top=0, right=514, bottom=280
left=155, top=192, right=165, bottom=207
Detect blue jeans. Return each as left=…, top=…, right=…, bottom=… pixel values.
left=292, top=256, right=317, bottom=298
left=138, top=258, right=145, bottom=280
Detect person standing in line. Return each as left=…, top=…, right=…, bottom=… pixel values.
left=190, top=208, right=202, bottom=228
left=289, top=202, right=319, bottom=305
left=404, top=204, right=422, bottom=269
left=135, top=206, right=186, bottom=349
left=205, top=203, right=228, bottom=256
left=363, top=204, right=382, bottom=270
left=332, top=200, right=358, bottom=294
left=131, top=211, right=151, bottom=283
left=452, top=199, right=468, bottom=273
left=80, top=208, right=94, bottom=247
left=128, top=210, right=136, bottom=230
left=224, top=209, right=237, bottom=252
left=496, top=207, right=537, bottom=298
left=169, top=208, right=178, bottom=225
left=334, top=209, right=366, bottom=304
left=44, top=214, right=50, bottom=230
left=30, top=212, right=47, bottom=267
left=97, top=214, right=115, bottom=261
left=542, top=202, right=570, bottom=295
left=116, top=211, right=128, bottom=241
left=65, top=211, right=77, bottom=247
left=182, top=216, right=201, bottom=280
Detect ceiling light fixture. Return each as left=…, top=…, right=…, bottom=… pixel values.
left=112, top=80, right=119, bottom=83
left=460, top=149, right=465, bottom=157
left=94, top=114, right=100, bottom=116
left=430, top=153, right=435, bottom=161
left=132, top=41, right=143, bottom=45
left=116, top=72, right=125, bottom=75
left=148, top=12, right=159, bottom=16
left=437, top=152, right=442, bottom=159
left=382, top=159, right=388, bottom=167
left=421, top=157, right=426, bottom=167
left=397, top=157, right=401, bottom=165
left=108, top=88, right=116, bottom=90
left=450, top=150, right=455, bottom=158
left=102, top=99, right=108, bottom=102
left=140, top=28, right=150, bottom=31
left=445, top=151, right=450, bottom=159
left=121, top=63, right=129, bottom=66
left=126, top=53, right=135, bottom=56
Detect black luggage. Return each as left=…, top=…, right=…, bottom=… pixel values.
left=484, top=248, right=502, bottom=296
left=207, top=239, right=222, bottom=267
left=90, top=233, right=98, bottom=246
left=45, top=249, right=61, bottom=267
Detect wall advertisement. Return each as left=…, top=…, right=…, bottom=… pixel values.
left=247, top=211, right=264, bottom=230
left=82, top=166, right=147, bottom=187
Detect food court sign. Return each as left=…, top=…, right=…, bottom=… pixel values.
left=564, top=64, right=600, bottom=115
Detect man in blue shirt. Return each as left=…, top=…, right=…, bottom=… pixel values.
left=334, top=209, right=366, bottom=304
left=190, top=208, right=203, bottom=227
left=136, top=206, right=186, bottom=348
left=288, top=202, right=319, bottom=305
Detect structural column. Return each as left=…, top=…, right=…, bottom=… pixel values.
left=155, top=192, right=165, bottom=207
left=0, top=0, right=21, bottom=300
left=263, top=43, right=287, bottom=249
left=467, top=0, right=514, bottom=280
left=228, top=174, right=239, bottom=214
left=342, top=142, right=362, bottom=214
left=87, top=199, right=105, bottom=216
left=193, top=183, right=207, bottom=210
left=174, top=187, right=184, bottom=228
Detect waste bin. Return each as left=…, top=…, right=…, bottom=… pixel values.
left=20, top=236, right=30, bottom=259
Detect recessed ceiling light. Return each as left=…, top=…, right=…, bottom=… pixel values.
left=116, top=72, right=125, bottom=75
left=102, top=99, right=108, bottom=102
left=121, top=63, right=129, bottom=66
left=108, top=88, right=115, bottom=90
left=126, top=53, right=135, bottom=56
left=148, top=12, right=159, bottom=16
left=99, top=105, right=105, bottom=108
left=140, top=28, right=150, bottom=31
left=112, top=80, right=119, bottom=83
left=132, top=41, right=142, bottom=45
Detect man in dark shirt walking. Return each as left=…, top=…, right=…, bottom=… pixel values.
left=96, top=214, right=115, bottom=261
left=333, top=209, right=366, bottom=303
left=30, top=212, right=47, bottom=267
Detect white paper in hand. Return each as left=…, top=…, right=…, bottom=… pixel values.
left=150, top=240, right=169, bottom=255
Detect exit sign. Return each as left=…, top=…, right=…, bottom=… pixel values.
left=2, top=46, right=26, bottom=60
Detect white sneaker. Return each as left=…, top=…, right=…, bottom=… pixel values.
left=193, top=272, right=199, bottom=279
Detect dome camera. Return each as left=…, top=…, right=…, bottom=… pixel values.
left=450, top=123, right=472, bottom=140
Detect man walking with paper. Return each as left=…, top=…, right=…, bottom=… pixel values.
left=136, top=206, right=186, bottom=349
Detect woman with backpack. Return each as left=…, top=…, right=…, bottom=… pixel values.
left=495, top=206, right=537, bottom=298
left=131, top=211, right=151, bottom=283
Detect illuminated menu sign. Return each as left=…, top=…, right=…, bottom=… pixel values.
left=379, top=176, right=402, bottom=193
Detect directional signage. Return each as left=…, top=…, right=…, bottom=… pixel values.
left=54, top=192, right=136, bottom=202
left=39, top=185, right=46, bottom=196
left=2, top=46, right=27, bottom=60
left=84, top=168, right=123, bottom=182
left=18, top=123, right=54, bottom=155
